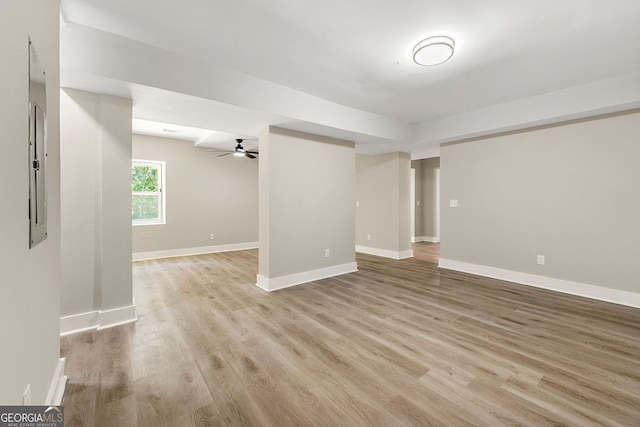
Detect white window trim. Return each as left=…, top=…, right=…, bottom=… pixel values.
left=132, top=159, right=166, bottom=226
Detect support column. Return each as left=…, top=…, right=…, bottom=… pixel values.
left=257, top=127, right=357, bottom=291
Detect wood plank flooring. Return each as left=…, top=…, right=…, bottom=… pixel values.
left=61, top=243, right=640, bottom=426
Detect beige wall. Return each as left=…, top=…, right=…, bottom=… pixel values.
left=440, top=111, right=640, bottom=294
left=258, top=127, right=356, bottom=289
left=60, top=89, right=101, bottom=315
left=0, top=0, right=61, bottom=404
left=356, top=152, right=412, bottom=258
left=60, top=89, right=134, bottom=317
left=132, top=134, right=258, bottom=254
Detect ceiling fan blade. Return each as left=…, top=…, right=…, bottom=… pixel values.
left=245, top=150, right=259, bottom=154
left=246, top=153, right=256, bottom=159
left=217, top=152, right=233, bottom=157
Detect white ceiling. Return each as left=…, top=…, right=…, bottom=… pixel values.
left=59, top=0, right=640, bottom=157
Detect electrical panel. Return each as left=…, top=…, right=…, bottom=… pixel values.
left=29, top=40, right=47, bottom=248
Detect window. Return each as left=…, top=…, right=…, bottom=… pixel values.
left=132, top=159, right=165, bottom=225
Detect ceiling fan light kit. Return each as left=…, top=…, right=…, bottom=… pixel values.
left=208, top=138, right=258, bottom=159
left=412, top=35, right=455, bottom=66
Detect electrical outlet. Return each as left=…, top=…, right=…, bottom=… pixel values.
left=356, top=201, right=360, bottom=207
left=324, top=249, right=330, bottom=258
left=23, top=384, right=31, bottom=406
left=537, top=255, right=545, bottom=265
left=367, top=234, right=371, bottom=241
left=209, top=233, right=215, bottom=240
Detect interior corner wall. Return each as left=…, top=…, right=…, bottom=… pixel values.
left=258, top=127, right=271, bottom=279
left=60, top=89, right=100, bottom=316
left=257, top=127, right=356, bottom=291
left=356, top=152, right=412, bottom=259
left=132, top=134, right=258, bottom=257
left=60, top=88, right=135, bottom=329
left=440, top=110, right=640, bottom=303
left=0, top=0, right=61, bottom=405
left=98, top=95, right=134, bottom=311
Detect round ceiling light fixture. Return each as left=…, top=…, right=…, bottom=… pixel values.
left=412, top=36, right=455, bottom=66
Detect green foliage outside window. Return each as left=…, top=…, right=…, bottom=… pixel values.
left=132, top=165, right=158, bottom=192
left=132, top=162, right=163, bottom=222
left=132, top=194, right=159, bottom=220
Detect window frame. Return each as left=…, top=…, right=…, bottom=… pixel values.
left=132, top=159, right=166, bottom=226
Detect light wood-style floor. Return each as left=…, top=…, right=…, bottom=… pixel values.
left=61, top=243, right=640, bottom=426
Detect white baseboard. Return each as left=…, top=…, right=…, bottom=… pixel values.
left=60, top=311, right=100, bottom=336
left=133, top=241, right=259, bottom=261
left=256, top=262, right=358, bottom=292
left=46, top=358, right=67, bottom=406
left=60, top=304, right=138, bottom=336
left=98, top=305, right=138, bottom=330
left=413, top=236, right=440, bottom=243
left=356, top=245, right=414, bottom=260
left=438, top=258, right=640, bottom=308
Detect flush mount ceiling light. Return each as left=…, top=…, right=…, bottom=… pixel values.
left=412, top=36, right=455, bottom=66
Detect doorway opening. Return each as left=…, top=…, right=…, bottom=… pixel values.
left=410, top=165, right=440, bottom=264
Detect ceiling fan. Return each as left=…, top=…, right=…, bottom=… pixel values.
left=207, top=139, right=258, bottom=159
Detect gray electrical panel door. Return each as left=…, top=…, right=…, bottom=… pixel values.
left=29, top=40, right=47, bottom=248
